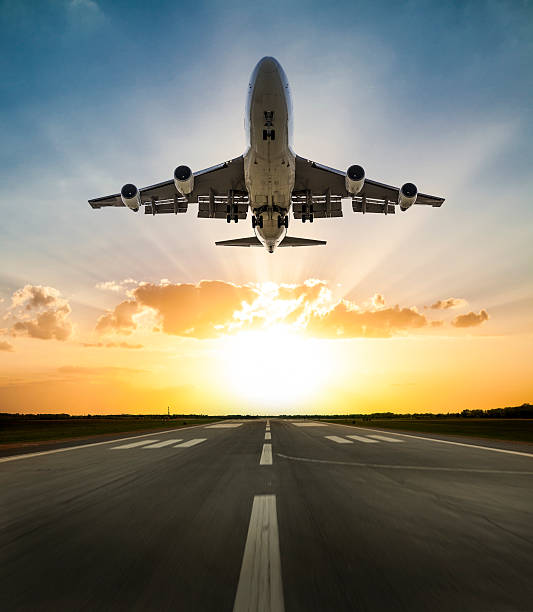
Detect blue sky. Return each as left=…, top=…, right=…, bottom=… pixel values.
left=1, top=0, right=532, bottom=327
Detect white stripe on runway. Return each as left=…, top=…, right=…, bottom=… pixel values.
left=112, top=440, right=158, bottom=450
left=206, top=424, right=243, bottom=428
left=233, top=495, right=284, bottom=612
left=260, top=444, right=273, bottom=465
left=174, top=438, right=207, bottom=448
left=366, top=435, right=403, bottom=443
left=332, top=424, right=533, bottom=458
left=347, top=434, right=379, bottom=444
left=265, top=432, right=271, bottom=440
left=143, top=439, right=182, bottom=449
left=292, top=422, right=326, bottom=427
left=325, top=436, right=353, bottom=444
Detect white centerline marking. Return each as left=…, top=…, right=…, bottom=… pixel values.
left=260, top=444, right=273, bottom=465
left=233, top=495, right=284, bottom=612
left=366, top=435, right=403, bottom=443
left=325, top=436, right=353, bottom=444
left=112, top=440, right=158, bottom=450
left=265, top=432, right=271, bottom=440
left=206, top=424, right=243, bottom=429
left=174, top=438, right=207, bottom=448
left=334, top=425, right=533, bottom=458
left=347, top=435, right=379, bottom=444
left=143, top=439, right=183, bottom=449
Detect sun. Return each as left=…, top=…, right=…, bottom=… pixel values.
left=221, top=325, right=334, bottom=409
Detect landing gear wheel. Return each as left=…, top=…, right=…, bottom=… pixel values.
left=309, top=213, right=314, bottom=223
left=258, top=215, right=264, bottom=229
left=284, top=215, right=289, bottom=228
left=233, top=215, right=239, bottom=223
left=252, top=216, right=257, bottom=228
left=302, top=215, right=306, bottom=223
left=226, top=214, right=231, bottom=223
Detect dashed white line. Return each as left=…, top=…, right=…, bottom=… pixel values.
left=265, top=432, right=271, bottom=440
left=112, top=440, right=158, bottom=450
left=325, top=436, right=353, bottom=444
left=347, top=434, right=379, bottom=444
left=233, top=495, right=284, bottom=612
left=366, top=435, right=403, bottom=443
left=174, top=438, right=207, bottom=448
left=260, top=444, right=273, bottom=465
left=143, top=439, right=183, bottom=449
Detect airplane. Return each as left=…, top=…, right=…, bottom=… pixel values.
left=89, top=57, right=444, bottom=253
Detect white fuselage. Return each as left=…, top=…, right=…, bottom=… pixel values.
left=244, top=57, right=296, bottom=252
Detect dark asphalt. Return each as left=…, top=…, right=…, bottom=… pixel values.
left=1, top=419, right=532, bottom=611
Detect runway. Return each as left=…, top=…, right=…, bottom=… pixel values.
left=1, top=419, right=532, bottom=611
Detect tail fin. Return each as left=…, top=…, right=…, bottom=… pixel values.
left=215, top=236, right=326, bottom=247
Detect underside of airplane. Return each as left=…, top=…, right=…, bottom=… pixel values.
left=89, top=57, right=444, bottom=253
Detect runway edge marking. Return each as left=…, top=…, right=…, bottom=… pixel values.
left=233, top=495, right=284, bottom=612
left=330, top=424, right=533, bottom=458
left=0, top=420, right=226, bottom=464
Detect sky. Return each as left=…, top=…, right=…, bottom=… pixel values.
left=0, top=0, right=531, bottom=415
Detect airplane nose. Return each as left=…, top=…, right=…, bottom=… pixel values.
left=257, top=56, right=278, bottom=74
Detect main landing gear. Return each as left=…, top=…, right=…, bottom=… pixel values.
left=301, top=203, right=314, bottom=223
left=277, top=214, right=289, bottom=229
left=226, top=203, right=239, bottom=223
left=251, top=215, right=264, bottom=229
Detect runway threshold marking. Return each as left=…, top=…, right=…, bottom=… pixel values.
left=334, top=425, right=533, bottom=458
left=206, top=424, right=243, bottom=429
left=366, top=434, right=403, bottom=443
left=0, top=421, right=227, bottom=464
left=325, top=436, right=353, bottom=444
left=347, top=434, right=379, bottom=444
left=174, top=438, right=207, bottom=448
left=265, top=432, right=272, bottom=440
left=233, top=495, right=284, bottom=612
left=112, top=440, right=159, bottom=450
left=260, top=444, right=273, bottom=465
left=143, top=439, right=183, bottom=449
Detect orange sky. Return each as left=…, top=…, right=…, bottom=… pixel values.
left=0, top=280, right=530, bottom=415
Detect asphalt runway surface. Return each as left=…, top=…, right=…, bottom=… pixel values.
left=1, top=419, right=533, bottom=611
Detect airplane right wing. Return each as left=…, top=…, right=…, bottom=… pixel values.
left=89, top=156, right=249, bottom=219
left=293, top=155, right=444, bottom=217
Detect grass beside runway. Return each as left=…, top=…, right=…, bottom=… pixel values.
left=0, top=416, right=220, bottom=446
left=319, top=418, right=533, bottom=443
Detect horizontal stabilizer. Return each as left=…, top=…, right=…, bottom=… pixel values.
left=215, top=236, right=262, bottom=247
left=215, top=235, right=326, bottom=247
left=279, top=236, right=326, bottom=247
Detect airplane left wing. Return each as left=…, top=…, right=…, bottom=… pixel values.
left=89, top=156, right=248, bottom=219
left=293, top=155, right=444, bottom=218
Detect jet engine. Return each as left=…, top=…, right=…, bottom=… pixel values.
left=174, top=165, right=194, bottom=196
left=398, top=182, right=418, bottom=210
left=120, top=184, right=141, bottom=211
left=345, top=165, right=365, bottom=195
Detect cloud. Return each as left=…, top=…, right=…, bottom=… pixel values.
left=452, top=309, right=489, bottom=328
left=96, top=300, right=139, bottom=334
left=0, top=341, right=14, bottom=352
left=95, top=280, right=437, bottom=340
left=95, top=279, right=141, bottom=294
left=82, top=342, right=143, bottom=349
left=8, top=285, right=73, bottom=341
left=429, top=298, right=467, bottom=310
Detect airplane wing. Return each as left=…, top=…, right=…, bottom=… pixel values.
left=89, top=156, right=248, bottom=219
left=293, top=155, right=444, bottom=217
left=215, top=236, right=326, bottom=247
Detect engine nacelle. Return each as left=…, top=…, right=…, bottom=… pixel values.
left=120, top=184, right=141, bottom=211
left=398, top=182, right=418, bottom=210
left=345, top=165, right=365, bottom=195
left=174, top=165, right=194, bottom=196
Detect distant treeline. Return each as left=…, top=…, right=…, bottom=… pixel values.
left=0, top=413, right=258, bottom=420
